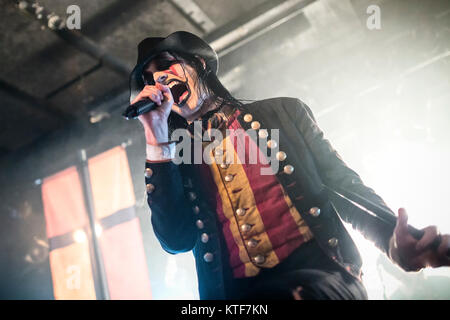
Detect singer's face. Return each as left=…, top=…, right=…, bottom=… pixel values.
left=143, top=52, right=207, bottom=121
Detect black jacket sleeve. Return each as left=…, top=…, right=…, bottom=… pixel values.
left=285, top=98, right=395, bottom=254
left=145, top=161, right=197, bottom=253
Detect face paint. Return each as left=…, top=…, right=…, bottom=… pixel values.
left=144, top=52, right=207, bottom=120
left=169, top=65, right=180, bottom=77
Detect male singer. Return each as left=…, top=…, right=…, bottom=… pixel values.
left=129, top=31, right=450, bottom=299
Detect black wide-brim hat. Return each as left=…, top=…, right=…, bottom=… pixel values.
left=129, top=31, right=218, bottom=103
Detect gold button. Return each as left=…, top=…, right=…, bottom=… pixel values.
left=203, top=252, right=214, bottom=262
left=267, top=139, right=277, bottom=149
left=258, top=129, right=268, bottom=139
left=188, top=192, right=197, bottom=201
left=145, top=168, right=153, bottom=178
left=253, top=255, right=265, bottom=264
left=251, top=121, right=261, bottom=130
left=196, top=220, right=204, bottom=229
left=283, top=165, right=294, bottom=175
left=146, top=184, right=155, bottom=194
left=192, top=206, right=200, bottom=215
left=328, top=237, right=339, bottom=247
left=224, top=174, right=234, bottom=182
left=201, top=233, right=209, bottom=243
left=309, top=207, right=321, bottom=217
left=236, top=208, right=246, bottom=216
left=240, top=224, right=252, bottom=232
left=247, top=239, right=258, bottom=248
left=276, top=151, right=287, bottom=161
left=220, top=163, right=229, bottom=169
left=243, top=114, right=253, bottom=122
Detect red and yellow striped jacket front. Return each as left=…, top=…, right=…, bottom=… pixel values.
left=193, top=109, right=313, bottom=278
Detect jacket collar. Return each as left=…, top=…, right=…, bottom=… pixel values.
left=186, top=104, right=238, bottom=138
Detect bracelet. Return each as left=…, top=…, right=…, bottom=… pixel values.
left=146, top=142, right=176, bottom=161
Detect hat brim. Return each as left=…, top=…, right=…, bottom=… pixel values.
left=129, top=31, right=218, bottom=104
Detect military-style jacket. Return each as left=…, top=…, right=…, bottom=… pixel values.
left=144, top=97, right=396, bottom=299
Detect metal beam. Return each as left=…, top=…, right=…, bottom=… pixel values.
left=54, top=31, right=131, bottom=77
left=16, top=0, right=317, bottom=121
left=206, top=0, right=316, bottom=56
left=45, top=62, right=103, bottom=100
left=90, top=0, right=317, bottom=116
left=14, top=0, right=174, bottom=81
left=13, top=0, right=147, bottom=98
left=316, top=50, right=450, bottom=119
left=0, top=78, right=70, bottom=123
left=168, top=0, right=216, bottom=33
left=16, top=0, right=132, bottom=77
left=78, top=149, right=110, bottom=300
left=82, top=0, right=148, bottom=39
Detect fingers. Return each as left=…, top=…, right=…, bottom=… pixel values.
left=155, top=83, right=173, bottom=101
left=393, top=208, right=450, bottom=270
left=405, top=251, right=431, bottom=271
left=394, top=208, right=414, bottom=246
left=396, top=208, right=408, bottom=233
left=437, top=234, right=450, bottom=265
left=291, top=286, right=303, bottom=300
left=131, top=85, right=164, bottom=105
left=416, top=226, right=439, bottom=252
left=156, top=82, right=170, bottom=95
left=155, top=82, right=174, bottom=113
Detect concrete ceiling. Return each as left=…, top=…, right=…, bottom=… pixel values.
left=0, top=0, right=273, bottom=155
left=1, top=0, right=449, bottom=159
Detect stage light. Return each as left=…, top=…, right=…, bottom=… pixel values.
left=95, top=224, right=103, bottom=237
left=73, top=229, right=87, bottom=243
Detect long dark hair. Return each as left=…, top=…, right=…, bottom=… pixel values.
left=166, top=51, right=244, bottom=134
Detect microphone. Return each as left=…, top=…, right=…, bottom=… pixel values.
left=122, top=99, right=157, bottom=120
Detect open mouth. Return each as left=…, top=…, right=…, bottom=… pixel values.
left=168, top=80, right=190, bottom=106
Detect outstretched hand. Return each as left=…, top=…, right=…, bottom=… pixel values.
left=390, top=208, right=450, bottom=271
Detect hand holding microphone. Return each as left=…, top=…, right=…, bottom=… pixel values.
left=128, top=83, right=174, bottom=145
left=390, top=208, right=450, bottom=271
